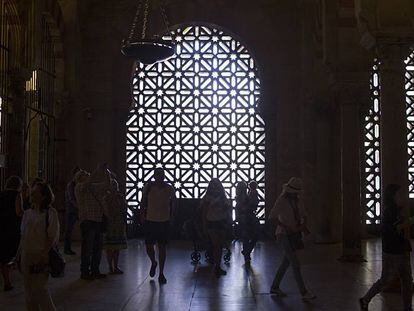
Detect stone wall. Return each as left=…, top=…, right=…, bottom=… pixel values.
left=55, top=0, right=373, bottom=242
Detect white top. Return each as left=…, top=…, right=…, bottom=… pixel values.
left=145, top=184, right=175, bottom=222
left=269, top=195, right=306, bottom=236
left=21, top=208, right=60, bottom=251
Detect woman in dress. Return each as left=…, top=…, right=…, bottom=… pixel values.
left=103, top=179, right=127, bottom=274
left=201, top=178, right=232, bottom=277
left=19, top=182, right=59, bottom=310
left=0, top=176, right=23, bottom=291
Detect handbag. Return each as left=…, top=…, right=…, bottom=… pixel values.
left=46, top=209, right=66, bottom=278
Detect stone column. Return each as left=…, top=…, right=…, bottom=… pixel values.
left=7, top=69, right=30, bottom=178
left=378, top=44, right=410, bottom=219
left=313, top=100, right=342, bottom=244
left=338, top=80, right=368, bottom=262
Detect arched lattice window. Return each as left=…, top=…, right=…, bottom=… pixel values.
left=363, top=50, right=414, bottom=224
left=126, top=24, right=265, bottom=222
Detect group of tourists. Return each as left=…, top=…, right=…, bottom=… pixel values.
left=0, top=163, right=128, bottom=310
left=1, top=165, right=413, bottom=310
left=139, top=168, right=316, bottom=302
left=71, top=164, right=128, bottom=280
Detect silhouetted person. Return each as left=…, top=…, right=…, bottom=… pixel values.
left=0, top=176, right=23, bottom=291
left=201, top=178, right=232, bottom=277
left=141, top=167, right=176, bottom=284
left=103, top=179, right=127, bottom=274
left=236, top=181, right=260, bottom=264
left=64, top=166, right=80, bottom=255
left=268, top=177, right=315, bottom=300
left=75, top=165, right=110, bottom=280
left=19, top=182, right=59, bottom=310
left=360, top=184, right=413, bottom=311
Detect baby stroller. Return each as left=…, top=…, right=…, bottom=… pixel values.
left=182, top=213, right=232, bottom=264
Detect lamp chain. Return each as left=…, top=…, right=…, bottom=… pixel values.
left=125, top=0, right=173, bottom=43
left=127, top=0, right=143, bottom=43
left=141, top=0, right=150, bottom=39
left=159, top=1, right=170, bottom=33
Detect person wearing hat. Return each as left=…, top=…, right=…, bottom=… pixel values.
left=268, top=177, right=315, bottom=300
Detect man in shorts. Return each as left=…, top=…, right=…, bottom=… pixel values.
left=141, top=167, right=176, bottom=284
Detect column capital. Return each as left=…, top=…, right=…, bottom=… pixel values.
left=331, top=72, right=371, bottom=107
left=376, top=41, right=411, bottom=73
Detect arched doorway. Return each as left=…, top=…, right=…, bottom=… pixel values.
left=126, top=24, right=266, bottom=223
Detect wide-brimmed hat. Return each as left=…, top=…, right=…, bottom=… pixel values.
left=283, top=177, right=303, bottom=194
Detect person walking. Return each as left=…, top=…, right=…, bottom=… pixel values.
left=19, top=182, right=59, bottom=311
left=75, top=165, right=110, bottom=280
left=103, top=179, right=127, bottom=274
left=359, top=184, right=413, bottom=311
left=0, top=176, right=23, bottom=291
left=268, top=177, right=315, bottom=300
left=235, top=181, right=260, bottom=265
left=201, top=178, right=232, bottom=277
left=64, top=167, right=80, bottom=255
left=141, top=167, right=176, bottom=284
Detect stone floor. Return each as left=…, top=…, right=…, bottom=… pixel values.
left=0, top=238, right=409, bottom=310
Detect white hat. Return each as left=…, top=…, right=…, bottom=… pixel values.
left=283, top=177, right=303, bottom=194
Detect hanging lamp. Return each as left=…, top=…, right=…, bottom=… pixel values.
left=121, top=0, right=175, bottom=64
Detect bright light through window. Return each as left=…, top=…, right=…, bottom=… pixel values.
left=125, top=25, right=266, bottom=223
left=406, top=51, right=414, bottom=198
left=363, top=50, right=414, bottom=224
left=363, top=59, right=381, bottom=225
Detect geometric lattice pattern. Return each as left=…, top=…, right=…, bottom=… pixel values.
left=126, top=25, right=265, bottom=222
left=363, top=50, right=414, bottom=224
left=363, top=59, right=382, bottom=225
left=406, top=50, right=414, bottom=198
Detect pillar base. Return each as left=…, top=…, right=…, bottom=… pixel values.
left=338, top=253, right=366, bottom=263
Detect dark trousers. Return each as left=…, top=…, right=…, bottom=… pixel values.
left=64, top=212, right=77, bottom=251
left=271, top=234, right=306, bottom=293
left=80, top=220, right=103, bottom=275
left=240, top=216, right=259, bottom=256
left=363, top=252, right=413, bottom=309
